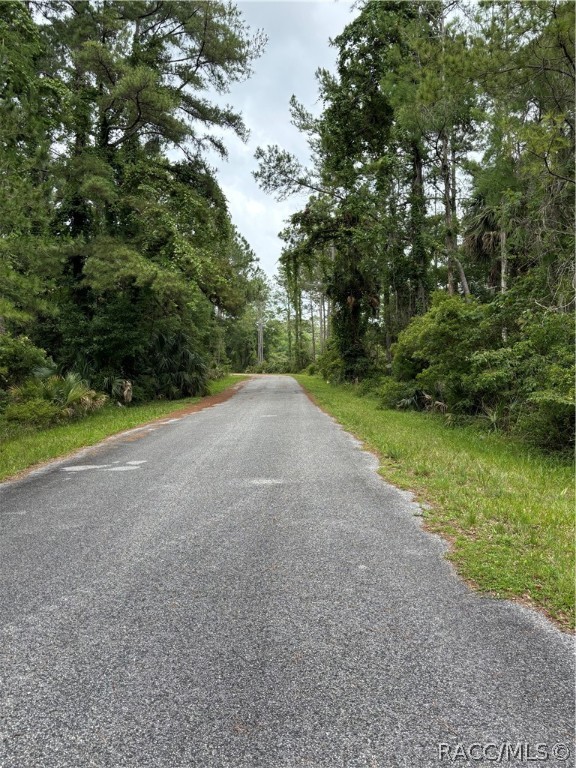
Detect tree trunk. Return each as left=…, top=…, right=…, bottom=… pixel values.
left=310, top=295, right=316, bottom=361
left=500, top=228, right=508, bottom=342
left=410, top=141, right=428, bottom=312
left=296, top=287, right=304, bottom=369
left=442, top=131, right=465, bottom=297
left=500, top=229, right=508, bottom=294
left=286, top=295, right=292, bottom=365
left=318, top=294, right=325, bottom=354
left=382, top=287, right=392, bottom=365
left=453, top=256, right=471, bottom=298
left=257, top=317, right=264, bottom=364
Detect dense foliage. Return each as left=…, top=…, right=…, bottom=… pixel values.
left=0, top=0, right=267, bottom=425
left=255, top=0, right=574, bottom=452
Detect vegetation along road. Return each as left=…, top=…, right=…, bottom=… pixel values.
left=0, top=376, right=573, bottom=768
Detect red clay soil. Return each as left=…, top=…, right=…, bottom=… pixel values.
left=144, top=377, right=250, bottom=420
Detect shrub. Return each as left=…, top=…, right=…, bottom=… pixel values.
left=267, top=360, right=293, bottom=374
left=317, top=341, right=345, bottom=383
left=388, top=295, right=574, bottom=451
left=515, top=391, right=574, bottom=453
left=0, top=334, right=49, bottom=389
left=246, top=360, right=293, bottom=374
left=356, top=375, right=386, bottom=396
left=378, top=379, right=420, bottom=410
left=98, top=373, right=126, bottom=400
left=7, top=372, right=108, bottom=423
left=4, top=398, right=61, bottom=426
left=43, top=373, right=107, bottom=416
left=207, top=364, right=231, bottom=380
left=393, top=294, right=492, bottom=411
left=469, top=312, right=574, bottom=449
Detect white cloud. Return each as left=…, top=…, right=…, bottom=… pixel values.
left=221, top=181, right=303, bottom=275
left=224, top=185, right=267, bottom=218
left=207, top=0, right=356, bottom=278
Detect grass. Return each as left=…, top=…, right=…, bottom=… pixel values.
left=0, top=375, right=247, bottom=484
left=294, top=374, right=575, bottom=630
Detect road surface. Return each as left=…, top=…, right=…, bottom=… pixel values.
left=0, top=376, right=573, bottom=768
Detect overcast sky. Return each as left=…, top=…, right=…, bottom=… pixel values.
left=208, top=1, right=356, bottom=279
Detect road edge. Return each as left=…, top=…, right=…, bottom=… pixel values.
left=0, top=377, right=252, bottom=488
left=294, top=376, right=574, bottom=636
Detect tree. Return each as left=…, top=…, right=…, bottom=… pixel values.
left=0, top=1, right=65, bottom=335
left=254, top=0, right=573, bottom=449
left=0, top=1, right=267, bottom=400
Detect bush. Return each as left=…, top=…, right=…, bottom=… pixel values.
left=43, top=373, right=108, bottom=416
left=378, top=379, right=420, bottom=409
left=4, top=398, right=61, bottom=426
left=515, top=392, right=574, bottom=453
left=471, top=312, right=574, bottom=449
left=317, top=341, right=345, bottom=383
left=207, top=364, right=231, bottom=380
left=7, top=372, right=108, bottom=425
left=356, top=375, right=386, bottom=396
left=389, top=295, right=574, bottom=452
left=393, top=294, right=492, bottom=410
left=0, top=334, right=49, bottom=389
left=246, top=360, right=293, bottom=374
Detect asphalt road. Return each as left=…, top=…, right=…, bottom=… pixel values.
left=0, top=376, right=573, bottom=768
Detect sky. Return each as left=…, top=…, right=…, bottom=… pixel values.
left=207, top=1, right=356, bottom=279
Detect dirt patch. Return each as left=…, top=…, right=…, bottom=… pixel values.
left=144, top=378, right=250, bottom=421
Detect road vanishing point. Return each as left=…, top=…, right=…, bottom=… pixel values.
left=0, top=376, right=573, bottom=768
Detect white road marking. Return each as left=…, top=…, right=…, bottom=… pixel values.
left=62, top=465, right=111, bottom=472
left=62, top=460, right=147, bottom=473
left=248, top=478, right=284, bottom=486
left=105, top=466, right=140, bottom=472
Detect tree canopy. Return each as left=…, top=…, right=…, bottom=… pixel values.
left=254, top=0, right=574, bottom=451
left=0, top=0, right=267, bottom=405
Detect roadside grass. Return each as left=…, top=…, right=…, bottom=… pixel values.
left=0, top=375, right=247, bottom=484
left=294, top=374, right=575, bottom=630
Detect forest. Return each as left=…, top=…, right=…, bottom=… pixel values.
left=254, top=0, right=574, bottom=453
left=0, top=0, right=267, bottom=420
left=0, top=0, right=574, bottom=454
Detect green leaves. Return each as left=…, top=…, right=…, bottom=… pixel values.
left=83, top=239, right=158, bottom=292
left=0, top=1, right=266, bottom=401
left=389, top=293, right=574, bottom=451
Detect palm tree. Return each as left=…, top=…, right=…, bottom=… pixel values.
left=463, top=194, right=508, bottom=295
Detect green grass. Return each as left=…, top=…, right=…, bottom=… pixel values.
left=295, top=374, right=575, bottom=630
left=0, top=375, right=247, bottom=484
